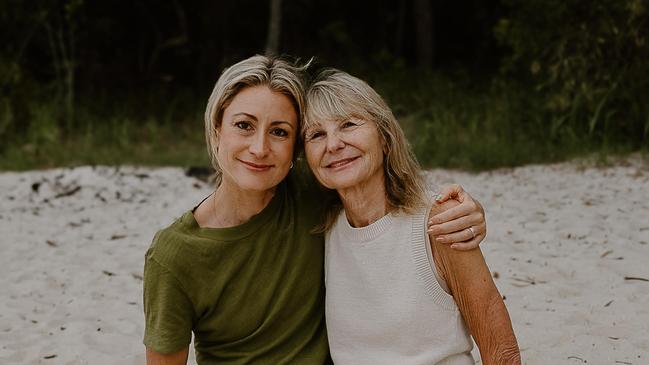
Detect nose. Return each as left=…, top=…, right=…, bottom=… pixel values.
left=325, top=131, right=345, bottom=153
left=249, top=132, right=270, bottom=158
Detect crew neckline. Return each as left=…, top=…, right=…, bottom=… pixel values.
left=182, top=182, right=285, bottom=241
left=335, top=210, right=395, bottom=243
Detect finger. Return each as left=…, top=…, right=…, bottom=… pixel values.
left=450, top=234, right=485, bottom=251
left=455, top=189, right=470, bottom=203
left=429, top=217, right=484, bottom=239
left=429, top=200, right=478, bottom=225
left=429, top=213, right=484, bottom=236
left=471, top=221, right=486, bottom=237
left=427, top=214, right=477, bottom=236
left=434, top=184, right=464, bottom=203
left=431, top=229, right=475, bottom=245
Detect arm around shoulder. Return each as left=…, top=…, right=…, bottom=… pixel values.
left=429, top=200, right=520, bottom=365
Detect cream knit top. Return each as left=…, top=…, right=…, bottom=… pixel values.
left=324, top=205, right=474, bottom=365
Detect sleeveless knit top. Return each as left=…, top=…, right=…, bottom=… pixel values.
left=324, top=205, right=474, bottom=365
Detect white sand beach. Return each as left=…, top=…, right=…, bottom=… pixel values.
left=1, top=156, right=648, bottom=365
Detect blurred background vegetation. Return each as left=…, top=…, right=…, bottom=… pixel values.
left=1, top=0, right=647, bottom=170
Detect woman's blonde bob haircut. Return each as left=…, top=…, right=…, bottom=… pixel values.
left=204, top=55, right=309, bottom=182
left=305, top=69, right=427, bottom=228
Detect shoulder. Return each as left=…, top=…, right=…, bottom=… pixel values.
left=145, top=212, right=197, bottom=272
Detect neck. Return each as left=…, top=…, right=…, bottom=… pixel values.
left=195, top=180, right=277, bottom=228
left=337, top=171, right=389, bottom=228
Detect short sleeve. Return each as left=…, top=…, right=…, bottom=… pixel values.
left=143, top=256, right=194, bottom=354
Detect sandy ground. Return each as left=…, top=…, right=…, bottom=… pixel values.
left=1, top=156, right=648, bottom=365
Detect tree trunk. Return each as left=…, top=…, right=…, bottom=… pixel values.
left=62, top=21, right=75, bottom=132
left=265, top=0, right=282, bottom=56
left=394, top=0, right=408, bottom=59
left=44, top=11, right=76, bottom=133
left=414, top=0, right=434, bottom=69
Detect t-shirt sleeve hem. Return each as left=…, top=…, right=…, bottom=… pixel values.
left=143, top=336, right=191, bottom=355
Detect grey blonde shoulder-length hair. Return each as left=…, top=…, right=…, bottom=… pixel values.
left=305, top=69, right=427, bottom=230
left=204, top=55, right=310, bottom=184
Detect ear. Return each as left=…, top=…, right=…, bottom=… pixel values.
left=375, top=124, right=389, bottom=155
left=381, top=136, right=388, bottom=155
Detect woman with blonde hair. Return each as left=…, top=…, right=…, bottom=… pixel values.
left=304, top=69, right=520, bottom=364
left=143, top=55, right=488, bottom=364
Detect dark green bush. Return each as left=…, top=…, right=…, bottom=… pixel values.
left=495, top=0, right=649, bottom=143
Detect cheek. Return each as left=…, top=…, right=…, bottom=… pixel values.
left=287, top=139, right=297, bottom=156
left=304, top=144, right=320, bottom=171
left=283, top=139, right=296, bottom=159
left=270, top=139, right=296, bottom=169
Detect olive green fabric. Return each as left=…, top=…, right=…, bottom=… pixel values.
left=143, top=171, right=330, bottom=364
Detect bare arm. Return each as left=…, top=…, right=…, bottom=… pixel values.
left=430, top=200, right=520, bottom=365
left=146, top=347, right=189, bottom=365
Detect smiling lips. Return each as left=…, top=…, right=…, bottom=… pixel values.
left=325, top=157, right=359, bottom=169
left=239, top=159, right=274, bottom=171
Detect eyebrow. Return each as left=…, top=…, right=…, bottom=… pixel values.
left=304, top=122, right=321, bottom=131
left=272, top=121, right=295, bottom=130
left=232, top=112, right=258, bottom=120
left=232, top=112, right=295, bottom=129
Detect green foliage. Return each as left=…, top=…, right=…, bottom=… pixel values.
left=0, top=91, right=207, bottom=170
left=0, top=119, right=208, bottom=171
left=372, top=70, right=597, bottom=170
left=495, top=0, right=649, bottom=143
left=1, top=0, right=647, bottom=171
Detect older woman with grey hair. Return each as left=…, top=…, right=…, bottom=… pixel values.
left=303, top=69, right=520, bottom=365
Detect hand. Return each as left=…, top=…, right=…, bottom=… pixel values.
left=427, top=184, right=486, bottom=251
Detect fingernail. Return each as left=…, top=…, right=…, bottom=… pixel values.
left=435, top=237, right=444, bottom=242
left=450, top=244, right=458, bottom=249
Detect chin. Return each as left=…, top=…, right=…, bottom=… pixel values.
left=240, top=173, right=286, bottom=192
left=320, top=176, right=362, bottom=191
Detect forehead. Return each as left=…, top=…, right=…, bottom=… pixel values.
left=305, top=91, right=372, bottom=130
left=226, top=85, right=298, bottom=124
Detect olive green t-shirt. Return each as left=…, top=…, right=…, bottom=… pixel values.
left=143, top=171, right=330, bottom=364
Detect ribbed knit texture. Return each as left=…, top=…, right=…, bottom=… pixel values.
left=324, top=205, right=474, bottom=365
